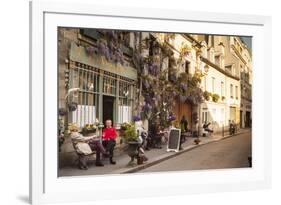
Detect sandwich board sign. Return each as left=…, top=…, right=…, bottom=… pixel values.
left=167, top=128, right=181, bottom=152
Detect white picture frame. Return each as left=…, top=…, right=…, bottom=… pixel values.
left=30, top=0, right=272, bottom=204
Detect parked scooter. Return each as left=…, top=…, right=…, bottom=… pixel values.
left=202, top=122, right=214, bottom=137
left=229, top=121, right=236, bottom=135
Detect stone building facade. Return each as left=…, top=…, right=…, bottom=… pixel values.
left=58, top=28, right=252, bottom=166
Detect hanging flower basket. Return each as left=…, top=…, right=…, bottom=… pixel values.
left=58, top=108, right=67, bottom=116
left=203, top=91, right=212, bottom=101
left=68, top=102, right=78, bottom=112
left=212, top=93, right=220, bottom=102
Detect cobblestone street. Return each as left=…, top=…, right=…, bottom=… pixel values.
left=139, top=131, right=251, bottom=173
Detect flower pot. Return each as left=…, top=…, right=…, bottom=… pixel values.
left=82, top=129, right=97, bottom=135
left=194, top=139, right=201, bottom=145
left=68, top=102, right=78, bottom=112
left=127, top=141, right=139, bottom=158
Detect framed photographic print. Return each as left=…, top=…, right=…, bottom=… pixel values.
left=30, top=0, right=272, bottom=204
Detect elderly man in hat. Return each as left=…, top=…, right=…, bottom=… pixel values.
left=69, top=124, right=108, bottom=170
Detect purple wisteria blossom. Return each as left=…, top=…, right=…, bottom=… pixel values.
left=133, top=115, right=141, bottom=122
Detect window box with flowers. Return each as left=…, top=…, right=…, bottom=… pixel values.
left=81, top=124, right=97, bottom=135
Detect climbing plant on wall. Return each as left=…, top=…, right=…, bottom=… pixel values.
left=84, top=30, right=127, bottom=65
left=131, top=33, right=205, bottom=127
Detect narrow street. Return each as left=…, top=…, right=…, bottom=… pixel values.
left=139, top=131, right=251, bottom=173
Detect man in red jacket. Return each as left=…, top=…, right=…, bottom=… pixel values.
left=102, top=119, right=117, bottom=164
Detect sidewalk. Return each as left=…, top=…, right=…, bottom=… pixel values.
left=59, top=128, right=251, bottom=177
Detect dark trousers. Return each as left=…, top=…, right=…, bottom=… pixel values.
left=102, top=139, right=116, bottom=158
left=152, top=134, right=162, bottom=148
left=88, top=140, right=106, bottom=163
left=77, top=154, right=88, bottom=167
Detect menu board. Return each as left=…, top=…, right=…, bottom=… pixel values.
left=167, top=128, right=181, bottom=152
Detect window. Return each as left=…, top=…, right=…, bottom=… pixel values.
left=69, top=62, right=136, bottom=127
left=235, top=86, right=238, bottom=99
left=220, top=108, right=225, bottom=123
left=230, top=84, right=233, bottom=98
left=212, top=109, right=217, bottom=121
left=215, top=55, right=220, bottom=66
left=202, top=110, right=208, bottom=123
left=185, top=61, right=190, bottom=74
left=118, top=79, right=134, bottom=123
left=221, top=81, right=224, bottom=97
left=204, top=76, right=207, bottom=91
left=103, top=75, right=117, bottom=95
left=225, top=65, right=232, bottom=74
left=70, top=64, right=100, bottom=127
left=212, top=77, right=215, bottom=93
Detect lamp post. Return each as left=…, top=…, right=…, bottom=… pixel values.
left=97, top=122, right=104, bottom=143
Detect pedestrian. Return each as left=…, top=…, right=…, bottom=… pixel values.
left=180, top=115, right=188, bottom=132
left=69, top=124, right=107, bottom=170
left=151, top=123, right=163, bottom=149
left=102, top=119, right=117, bottom=164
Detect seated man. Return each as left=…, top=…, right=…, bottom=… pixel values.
left=70, top=124, right=107, bottom=170
left=102, top=119, right=117, bottom=165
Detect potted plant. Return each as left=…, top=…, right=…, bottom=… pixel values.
left=81, top=124, right=97, bottom=135
left=212, top=93, right=220, bottom=102
left=194, top=138, right=201, bottom=145
left=203, top=91, right=212, bottom=101
left=68, top=102, right=78, bottom=112
left=120, top=122, right=140, bottom=165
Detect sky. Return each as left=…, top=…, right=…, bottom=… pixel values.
left=240, top=36, right=252, bottom=51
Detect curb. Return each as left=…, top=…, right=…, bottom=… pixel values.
left=115, top=129, right=251, bottom=174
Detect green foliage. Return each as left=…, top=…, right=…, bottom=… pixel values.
left=203, top=91, right=212, bottom=101
left=212, top=93, right=220, bottom=102
left=120, top=123, right=138, bottom=143
left=81, top=124, right=97, bottom=135
left=179, top=43, right=191, bottom=58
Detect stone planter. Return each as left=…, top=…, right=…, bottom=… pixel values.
left=126, top=141, right=140, bottom=166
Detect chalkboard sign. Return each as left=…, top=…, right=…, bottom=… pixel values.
left=167, top=128, right=181, bottom=152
